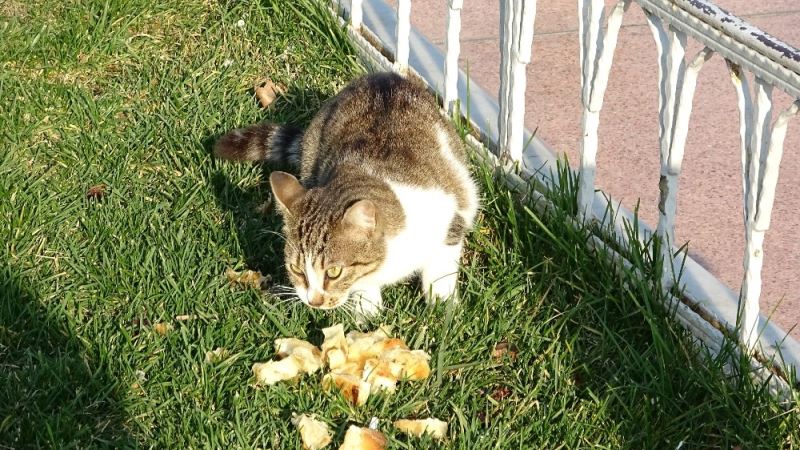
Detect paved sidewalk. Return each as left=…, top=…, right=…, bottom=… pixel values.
left=389, top=0, right=800, bottom=336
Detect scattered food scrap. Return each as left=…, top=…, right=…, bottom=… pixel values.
left=253, top=358, right=303, bottom=385
left=205, top=347, right=229, bottom=364
left=275, top=338, right=323, bottom=373
left=393, top=418, right=448, bottom=440
left=152, top=322, right=171, bottom=336
left=225, top=268, right=269, bottom=290
left=292, top=413, right=332, bottom=450
left=338, top=425, right=387, bottom=450
left=322, top=371, right=371, bottom=406
left=252, top=338, right=323, bottom=385
left=252, top=323, right=431, bottom=406
left=253, top=325, right=439, bottom=448
left=320, top=323, right=430, bottom=405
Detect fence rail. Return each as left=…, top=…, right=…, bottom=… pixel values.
left=333, top=0, right=800, bottom=395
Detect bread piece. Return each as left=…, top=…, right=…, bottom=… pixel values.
left=361, top=359, right=397, bottom=393
left=293, top=347, right=324, bottom=373
left=252, top=357, right=302, bottom=385
left=321, top=324, right=349, bottom=369
left=370, top=338, right=409, bottom=357
left=380, top=348, right=431, bottom=380
left=333, top=362, right=362, bottom=378
left=338, top=425, right=387, bottom=450
left=321, top=324, right=347, bottom=351
left=292, top=414, right=332, bottom=450
left=274, top=338, right=323, bottom=373
left=393, top=418, right=448, bottom=440
left=373, top=324, right=394, bottom=339
left=327, top=348, right=348, bottom=370
left=345, top=326, right=396, bottom=364
left=345, top=334, right=382, bottom=366
left=274, top=338, right=320, bottom=358
left=322, top=372, right=371, bottom=406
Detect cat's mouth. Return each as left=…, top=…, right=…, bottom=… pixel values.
left=306, top=300, right=348, bottom=311
left=296, top=288, right=348, bottom=310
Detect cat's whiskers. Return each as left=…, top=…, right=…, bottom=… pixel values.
left=268, top=285, right=297, bottom=295
left=337, top=302, right=359, bottom=324
left=349, top=289, right=398, bottom=314
left=261, top=230, right=301, bottom=254
left=262, top=230, right=288, bottom=242
left=268, top=289, right=296, bottom=295
left=268, top=294, right=298, bottom=300
left=267, top=296, right=302, bottom=307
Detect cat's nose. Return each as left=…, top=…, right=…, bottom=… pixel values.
left=309, top=292, right=325, bottom=307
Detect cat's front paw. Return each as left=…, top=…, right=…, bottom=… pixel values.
left=423, top=273, right=459, bottom=304
left=421, top=243, right=462, bottom=304
left=351, top=288, right=383, bottom=324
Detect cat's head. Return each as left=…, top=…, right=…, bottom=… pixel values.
left=269, top=171, right=385, bottom=310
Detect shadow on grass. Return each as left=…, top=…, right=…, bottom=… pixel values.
left=0, top=264, right=135, bottom=448
left=201, top=85, right=316, bottom=277
left=209, top=168, right=286, bottom=278
left=201, top=75, right=339, bottom=273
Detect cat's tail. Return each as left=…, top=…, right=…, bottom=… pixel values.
left=214, top=122, right=303, bottom=167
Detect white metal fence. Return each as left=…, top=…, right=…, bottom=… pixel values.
left=331, top=0, right=800, bottom=394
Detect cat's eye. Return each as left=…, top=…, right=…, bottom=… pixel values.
left=289, top=263, right=303, bottom=275
left=325, top=266, right=342, bottom=279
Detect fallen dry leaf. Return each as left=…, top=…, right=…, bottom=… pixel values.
left=490, top=385, right=512, bottom=401
left=86, top=183, right=107, bottom=200
left=254, top=80, right=286, bottom=108
left=225, top=268, right=269, bottom=290
left=491, top=341, right=518, bottom=361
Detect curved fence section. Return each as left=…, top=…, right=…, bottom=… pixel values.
left=332, top=0, right=800, bottom=395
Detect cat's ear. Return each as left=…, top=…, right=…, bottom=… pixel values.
left=342, top=200, right=376, bottom=235
left=269, top=171, right=305, bottom=215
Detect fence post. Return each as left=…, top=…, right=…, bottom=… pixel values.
left=577, top=0, right=630, bottom=214
left=444, top=0, right=463, bottom=114
left=350, top=0, right=363, bottom=29
left=498, top=0, right=536, bottom=162
left=395, top=0, right=411, bottom=74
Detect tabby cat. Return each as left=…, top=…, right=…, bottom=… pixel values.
left=215, top=72, right=479, bottom=318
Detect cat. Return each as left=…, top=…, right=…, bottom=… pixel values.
left=215, top=72, right=479, bottom=318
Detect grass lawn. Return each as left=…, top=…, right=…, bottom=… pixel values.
left=1, top=0, right=799, bottom=448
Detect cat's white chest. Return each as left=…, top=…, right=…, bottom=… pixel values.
left=372, top=182, right=456, bottom=284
